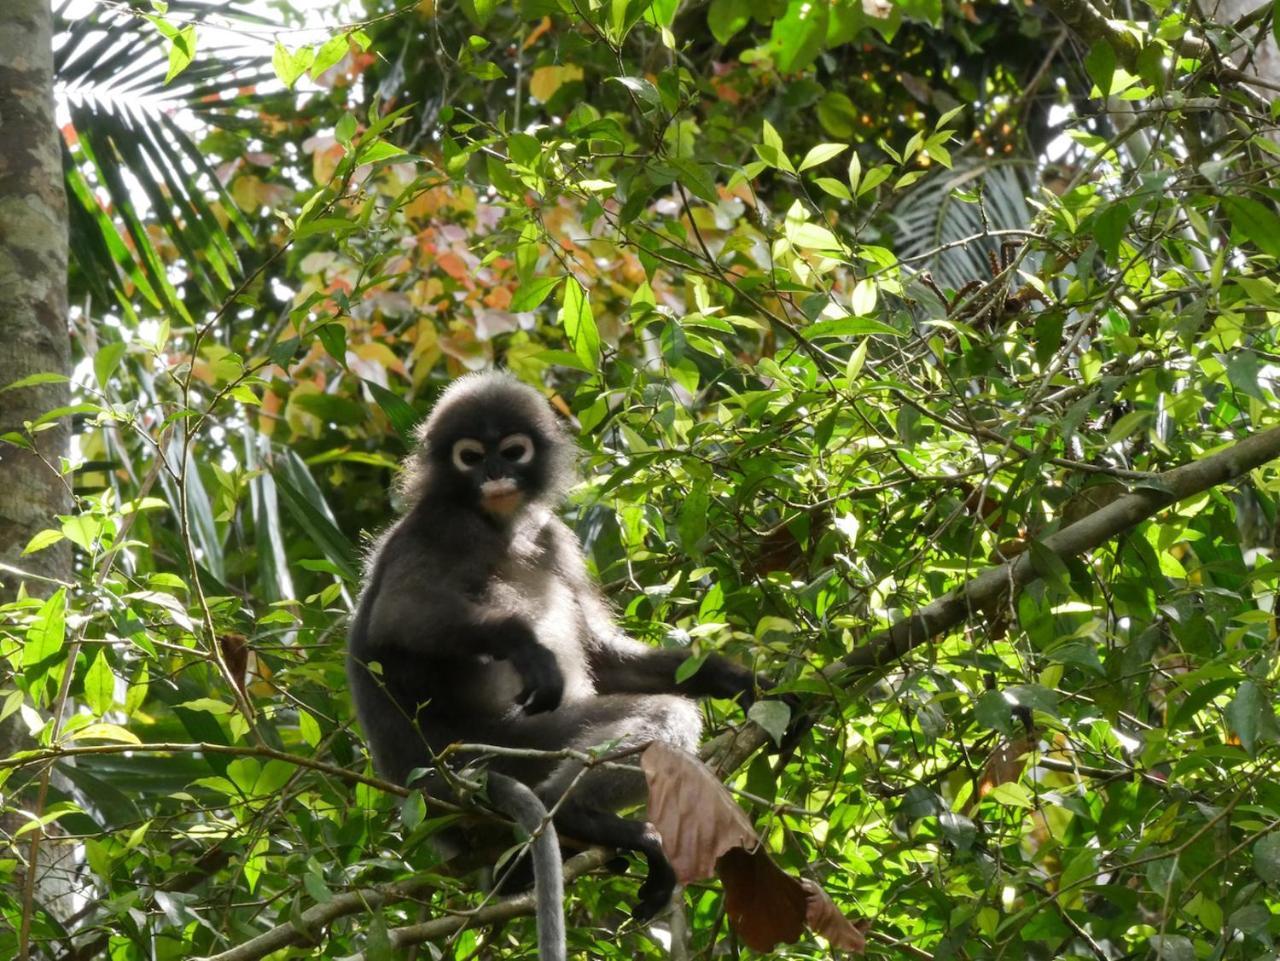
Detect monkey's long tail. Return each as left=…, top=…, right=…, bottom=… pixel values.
left=486, top=773, right=566, bottom=961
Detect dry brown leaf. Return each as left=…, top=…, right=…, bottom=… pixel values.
left=641, top=742, right=757, bottom=884
left=641, top=743, right=867, bottom=952
left=218, top=633, right=249, bottom=698
left=801, top=879, right=869, bottom=951
left=978, top=735, right=1033, bottom=799
left=719, top=847, right=807, bottom=951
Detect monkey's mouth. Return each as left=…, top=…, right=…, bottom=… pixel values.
left=480, top=479, right=524, bottom=516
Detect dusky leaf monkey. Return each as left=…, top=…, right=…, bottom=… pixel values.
left=347, top=371, right=765, bottom=935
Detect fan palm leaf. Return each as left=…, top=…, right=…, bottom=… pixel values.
left=55, top=0, right=273, bottom=318
left=891, top=159, right=1037, bottom=292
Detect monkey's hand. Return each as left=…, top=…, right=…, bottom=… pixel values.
left=688, top=655, right=761, bottom=703
left=486, top=618, right=564, bottom=714
left=512, top=643, right=564, bottom=715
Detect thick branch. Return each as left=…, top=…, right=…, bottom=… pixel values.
left=841, top=425, right=1280, bottom=674
left=197, top=850, right=612, bottom=961
left=197, top=876, right=439, bottom=961
left=374, top=851, right=609, bottom=958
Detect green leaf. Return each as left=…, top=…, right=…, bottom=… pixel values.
left=510, top=276, right=562, bottom=312
left=770, top=0, right=830, bottom=72
left=298, top=710, right=322, bottom=748
left=164, top=24, right=197, bottom=84
left=802, top=317, right=903, bottom=339
left=275, top=451, right=361, bottom=585
left=675, top=654, right=707, bottom=683
left=401, top=790, right=427, bottom=831
left=23, top=589, right=66, bottom=671
left=609, top=76, right=661, bottom=108
left=668, top=158, right=719, bottom=204
left=559, top=277, right=601, bottom=371
left=708, top=0, right=749, bottom=43
left=798, top=143, right=848, bottom=172
left=357, top=140, right=408, bottom=165
left=1028, top=539, right=1070, bottom=584
left=1227, top=680, right=1264, bottom=755
left=1093, top=202, right=1131, bottom=261
left=748, top=699, right=792, bottom=746
left=1254, top=832, right=1280, bottom=883
left=2, top=372, right=69, bottom=392
left=1149, top=936, right=1194, bottom=961
left=66, top=723, right=140, bottom=746
left=94, top=342, right=128, bottom=388
left=1228, top=903, right=1270, bottom=935
left=310, top=33, right=352, bottom=79
left=1105, top=411, right=1155, bottom=446
left=1222, top=196, right=1280, bottom=258
left=1084, top=41, right=1117, bottom=97
left=83, top=650, right=115, bottom=716
left=789, top=222, right=844, bottom=252
left=365, top=381, right=419, bottom=439
left=818, top=92, right=859, bottom=140
left=987, top=782, right=1033, bottom=809
left=316, top=324, right=348, bottom=365
left=678, top=484, right=710, bottom=550
left=272, top=41, right=315, bottom=89
left=975, top=690, right=1013, bottom=735
left=61, top=514, right=105, bottom=553
left=23, top=528, right=65, bottom=555
left=813, top=177, right=852, bottom=200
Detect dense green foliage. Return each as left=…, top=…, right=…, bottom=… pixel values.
left=4, top=0, right=1280, bottom=958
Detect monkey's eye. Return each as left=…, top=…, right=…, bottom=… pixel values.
left=499, top=433, right=534, bottom=465
left=451, top=439, right=486, bottom=471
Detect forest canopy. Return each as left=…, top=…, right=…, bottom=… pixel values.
left=2, top=0, right=1280, bottom=958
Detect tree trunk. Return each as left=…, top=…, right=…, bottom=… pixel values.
left=0, top=0, right=71, bottom=601
left=0, top=0, right=73, bottom=930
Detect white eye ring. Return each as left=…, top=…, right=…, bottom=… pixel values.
left=498, top=433, right=534, bottom=466
left=451, top=439, right=485, bottom=472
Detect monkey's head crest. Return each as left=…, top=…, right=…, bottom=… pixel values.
left=397, top=371, right=574, bottom=515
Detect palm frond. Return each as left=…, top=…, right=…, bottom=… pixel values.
left=891, top=160, right=1037, bottom=291
left=56, top=0, right=272, bottom=317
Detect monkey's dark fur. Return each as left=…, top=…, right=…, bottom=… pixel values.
left=347, top=372, right=761, bottom=923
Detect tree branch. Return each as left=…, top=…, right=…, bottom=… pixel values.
left=840, top=424, right=1280, bottom=675
left=196, top=850, right=613, bottom=961
left=708, top=424, right=1280, bottom=769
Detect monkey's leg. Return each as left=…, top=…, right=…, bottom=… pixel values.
left=500, top=695, right=701, bottom=922
left=555, top=801, right=675, bottom=922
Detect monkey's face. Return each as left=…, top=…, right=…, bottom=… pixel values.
left=447, top=431, right=540, bottom=518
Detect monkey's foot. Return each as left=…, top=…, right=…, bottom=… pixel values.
left=632, top=866, right=676, bottom=923
left=603, top=854, right=629, bottom=875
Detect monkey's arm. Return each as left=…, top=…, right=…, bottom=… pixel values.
left=587, top=638, right=761, bottom=702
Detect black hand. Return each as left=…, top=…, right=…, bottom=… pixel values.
left=514, top=644, right=564, bottom=715
left=690, top=655, right=759, bottom=702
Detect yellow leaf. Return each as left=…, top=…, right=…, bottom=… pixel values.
left=350, top=341, right=405, bottom=376
left=65, top=723, right=141, bottom=745
left=530, top=65, right=583, bottom=103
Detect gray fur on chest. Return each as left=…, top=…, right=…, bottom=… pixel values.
left=491, top=513, right=595, bottom=702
